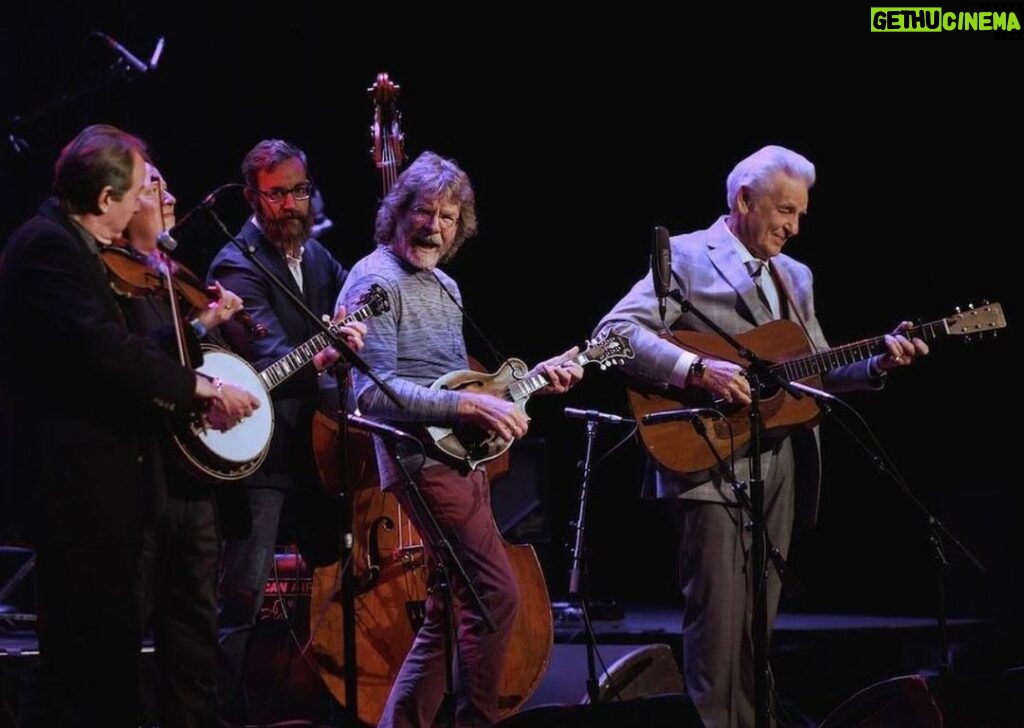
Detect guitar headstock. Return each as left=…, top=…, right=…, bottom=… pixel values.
left=944, top=301, right=1006, bottom=338
left=359, top=283, right=391, bottom=317
left=336, top=283, right=391, bottom=329
left=582, top=332, right=635, bottom=370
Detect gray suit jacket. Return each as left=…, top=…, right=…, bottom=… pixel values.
left=595, top=217, right=880, bottom=526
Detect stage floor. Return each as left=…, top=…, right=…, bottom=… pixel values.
left=0, top=604, right=1005, bottom=727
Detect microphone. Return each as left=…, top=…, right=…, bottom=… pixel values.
left=642, top=408, right=706, bottom=425
left=652, top=225, right=672, bottom=321
left=788, top=381, right=839, bottom=403
left=156, top=230, right=178, bottom=253
left=167, top=183, right=245, bottom=238
left=94, top=32, right=149, bottom=74
left=563, top=407, right=635, bottom=425
left=148, top=37, right=165, bottom=70
left=347, top=414, right=418, bottom=442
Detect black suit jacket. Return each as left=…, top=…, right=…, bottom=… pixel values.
left=0, top=199, right=197, bottom=545
left=206, top=219, right=349, bottom=491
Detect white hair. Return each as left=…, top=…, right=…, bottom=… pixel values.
left=725, top=145, right=815, bottom=211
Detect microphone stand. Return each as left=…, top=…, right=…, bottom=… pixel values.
left=565, top=417, right=604, bottom=703
left=383, top=429, right=496, bottom=728
left=3, top=35, right=152, bottom=157
left=667, top=289, right=804, bottom=728
left=332, top=360, right=360, bottom=722
left=204, top=207, right=403, bottom=726
left=677, top=412, right=791, bottom=585
left=789, top=382, right=987, bottom=680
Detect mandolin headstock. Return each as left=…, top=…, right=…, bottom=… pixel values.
left=582, top=332, right=636, bottom=370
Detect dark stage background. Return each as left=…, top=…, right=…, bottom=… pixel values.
left=2, top=4, right=1019, bottom=666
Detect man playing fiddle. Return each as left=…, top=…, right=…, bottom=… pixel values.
left=0, top=124, right=259, bottom=727
left=119, top=161, right=252, bottom=728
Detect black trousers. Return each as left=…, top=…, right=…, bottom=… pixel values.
left=22, top=543, right=143, bottom=727
left=138, top=494, right=221, bottom=728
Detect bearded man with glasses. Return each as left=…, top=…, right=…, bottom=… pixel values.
left=206, top=138, right=367, bottom=727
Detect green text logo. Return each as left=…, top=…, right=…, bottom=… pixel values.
left=871, top=7, right=1021, bottom=31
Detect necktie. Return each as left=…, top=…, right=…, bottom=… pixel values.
left=747, top=259, right=780, bottom=319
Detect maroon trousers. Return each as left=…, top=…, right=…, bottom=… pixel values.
left=379, top=464, right=520, bottom=728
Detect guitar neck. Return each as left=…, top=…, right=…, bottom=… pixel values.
left=772, top=317, right=947, bottom=380
left=258, top=305, right=377, bottom=391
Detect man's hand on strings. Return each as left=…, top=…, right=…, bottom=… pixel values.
left=314, top=305, right=368, bottom=372
left=878, top=320, right=930, bottom=370
left=533, top=346, right=585, bottom=395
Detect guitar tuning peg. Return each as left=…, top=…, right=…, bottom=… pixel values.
left=982, top=298, right=990, bottom=305
left=955, top=306, right=962, bottom=314
left=968, top=302, right=975, bottom=310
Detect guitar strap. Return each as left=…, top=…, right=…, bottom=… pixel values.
left=431, top=271, right=510, bottom=369
left=770, top=262, right=821, bottom=354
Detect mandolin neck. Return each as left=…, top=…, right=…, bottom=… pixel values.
left=505, top=351, right=590, bottom=402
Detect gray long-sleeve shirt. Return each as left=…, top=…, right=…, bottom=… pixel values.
left=338, top=246, right=467, bottom=488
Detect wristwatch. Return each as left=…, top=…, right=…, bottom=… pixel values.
left=687, top=357, right=706, bottom=385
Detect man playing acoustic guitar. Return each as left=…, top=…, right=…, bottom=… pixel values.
left=593, top=145, right=928, bottom=728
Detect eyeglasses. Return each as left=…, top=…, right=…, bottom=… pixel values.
left=254, top=181, right=315, bottom=204
left=411, top=205, right=460, bottom=230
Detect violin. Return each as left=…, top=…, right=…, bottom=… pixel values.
left=98, top=240, right=265, bottom=337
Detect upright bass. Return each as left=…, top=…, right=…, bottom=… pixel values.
left=308, top=72, right=553, bottom=725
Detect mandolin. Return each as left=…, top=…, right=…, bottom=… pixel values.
left=426, top=332, right=635, bottom=472
left=628, top=302, right=1006, bottom=475
left=309, top=71, right=568, bottom=725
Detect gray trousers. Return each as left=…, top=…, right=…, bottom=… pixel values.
left=670, top=438, right=796, bottom=728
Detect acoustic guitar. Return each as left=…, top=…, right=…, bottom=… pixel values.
left=628, top=302, right=1006, bottom=475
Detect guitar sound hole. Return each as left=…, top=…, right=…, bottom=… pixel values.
left=757, top=381, right=781, bottom=400
left=703, top=382, right=781, bottom=414
left=452, top=422, right=492, bottom=458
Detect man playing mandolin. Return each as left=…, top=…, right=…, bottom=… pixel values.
left=338, top=150, right=583, bottom=727
left=593, top=145, right=928, bottom=728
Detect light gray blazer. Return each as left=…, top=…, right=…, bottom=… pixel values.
left=595, top=217, right=881, bottom=526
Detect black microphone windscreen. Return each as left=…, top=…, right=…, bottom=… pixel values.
left=156, top=231, right=177, bottom=252
left=653, top=225, right=671, bottom=298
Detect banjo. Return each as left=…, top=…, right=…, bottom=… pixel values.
left=172, top=283, right=390, bottom=482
